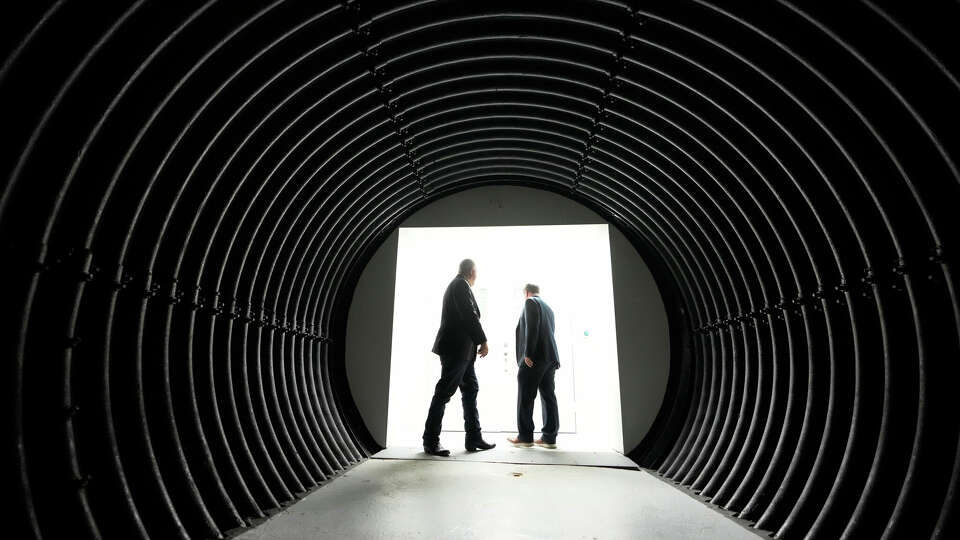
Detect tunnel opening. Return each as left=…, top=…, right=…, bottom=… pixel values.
left=342, top=185, right=674, bottom=456
left=385, top=223, right=625, bottom=451
left=3, top=1, right=959, bottom=539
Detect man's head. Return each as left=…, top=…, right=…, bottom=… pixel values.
left=459, top=259, right=477, bottom=286
left=524, top=283, right=540, bottom=298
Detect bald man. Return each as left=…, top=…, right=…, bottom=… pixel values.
left=422, top=259, right=496, bottom=456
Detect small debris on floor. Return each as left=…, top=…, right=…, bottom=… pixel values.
left=512, top=472, right=523, bottom=477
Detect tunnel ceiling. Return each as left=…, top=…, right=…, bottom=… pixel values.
left=3, top=1, right=959, bottom=539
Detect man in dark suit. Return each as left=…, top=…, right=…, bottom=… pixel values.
left=508, top=283, right=561, bottom=449
left=422, top=259, right=497, bottom=456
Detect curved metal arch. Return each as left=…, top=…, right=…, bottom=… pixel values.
left=45, top=5, right=352, bottom=525
left=624, top=35, right=922, bottom=523
left=376, top=44, right=804, bottom=306
left=413, top=109, right=780, bottom=308
left=667, top=4, right=949, bottom=535
left=376, top=78, right=796, bottom=492
left=387, top=57, right=609, bottom=89
left=376, top=23, right=840, bottom=276
left=3, top=3, right=959, bottom=540
left=417, top=136, right=584, bottom=163
left=308, top=33, right=840, bottom=528
left=420, top=150, right=582, bottom=178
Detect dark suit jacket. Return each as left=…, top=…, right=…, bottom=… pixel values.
left=432, top=276, right=487, bottom=355
left=515, top=296, right=560, bottom=369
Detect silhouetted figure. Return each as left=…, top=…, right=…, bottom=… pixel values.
left=422, top=259, right=496, bottom=456
left=508, top=283, right=561, bottom=449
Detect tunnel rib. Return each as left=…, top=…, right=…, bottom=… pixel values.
left=3, top=2, right=958, bottom=539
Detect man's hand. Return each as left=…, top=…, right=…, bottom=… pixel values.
left=524, top=357, right=534, bottom=368
left=478, top=342, right=489, bottom=358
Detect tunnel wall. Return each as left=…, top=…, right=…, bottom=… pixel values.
left=2, top=1, right=959, bottom=539
left=344, top=184, right=670, bottom=451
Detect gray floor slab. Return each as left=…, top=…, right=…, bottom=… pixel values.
left=373, top=445, right=640, bottom=469
left=233, top=459, right=765, bottom=540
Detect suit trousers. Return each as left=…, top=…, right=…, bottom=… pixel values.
left=517, top=360, right=559, bottom=444
left=423, top=342, right=482, bottom=445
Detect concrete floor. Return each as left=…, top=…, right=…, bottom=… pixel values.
left=233, top=459, right=765, bottom=539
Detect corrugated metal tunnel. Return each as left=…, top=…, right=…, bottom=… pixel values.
left=2, top=1, right=958, bottom=538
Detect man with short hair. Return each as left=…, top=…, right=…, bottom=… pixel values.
left=508, top=283, right=561, bottom=449
left=422, top=259, right=496, bottom=456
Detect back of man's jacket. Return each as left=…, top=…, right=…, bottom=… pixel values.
left=432, top=276, right=487, bottom=355
left=515, top=296, right=560, bottom=369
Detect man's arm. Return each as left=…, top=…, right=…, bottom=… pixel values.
left=523, top=298, right=540, bottom=365
left=453, top=280, right=487, bottom=346
left=515, top=313, right=525, bottom=366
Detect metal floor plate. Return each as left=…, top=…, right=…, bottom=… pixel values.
left=373, top=445, right=640, bottom=470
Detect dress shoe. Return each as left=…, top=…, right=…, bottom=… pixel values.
left=507, top=436, right=533, bottom=448
left=465, top=436, right=496, bottom=452
left=535, top=438, right=557, bottom=449
left=423, top=443, right=450, bottom=457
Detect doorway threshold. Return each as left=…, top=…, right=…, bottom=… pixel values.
left=375, top=432, right=638, bottom=470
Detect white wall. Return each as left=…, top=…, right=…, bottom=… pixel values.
left=345, top=185, right=670, bottom=453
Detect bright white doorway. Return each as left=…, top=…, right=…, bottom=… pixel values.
left=386, top=224, right=623, bottom=452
